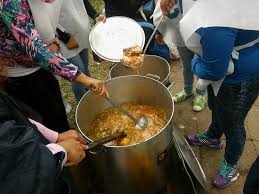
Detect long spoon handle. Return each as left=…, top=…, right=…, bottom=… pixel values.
left=87, top=131, right=127, bottom=151
left=105, top=97, right=139, bottom=125
left=143, top=15, right=164, bottom=54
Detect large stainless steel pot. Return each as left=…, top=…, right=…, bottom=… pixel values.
left=109, top=55, right=170, bottom=85
left=76, top=75, right=174, bottom=194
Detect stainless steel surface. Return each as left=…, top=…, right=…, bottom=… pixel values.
left=146, top=73, right=161, bottom=81
left=172, top=127, right=209, bottom=191
left=167, top=81, right=176, bottom=91
left=136, top=115, right=148, bottom=129
left=76, top=75, right=174, bottom=194
left=89, top=16, right=145, bottom=62
left=109, top=55, right=170, bottom=85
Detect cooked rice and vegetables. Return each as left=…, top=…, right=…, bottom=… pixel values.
left=87, top=102, right=168, bottom=146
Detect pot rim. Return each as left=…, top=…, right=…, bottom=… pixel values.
left=109, top=55, right=171, bottom=84
left=76, top=75, right=174, bottom=148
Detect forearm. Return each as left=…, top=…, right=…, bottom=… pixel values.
left=29, top=118, right=58, bottom=143
left=192, top=57, right=227, bottom=81
left=74, top=72, right=92, bottom=87
left=192, top=27, right=237, bottom=81
left=29, top=118, right=67, bottom=167
left=1, top=0, right=80, bottom=81
left=83, top=0, right=98, bottom=19
left=57, top=28, right=70, bottom=44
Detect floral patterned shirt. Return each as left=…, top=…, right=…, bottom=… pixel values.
left=0, top=0, right=80, bottom=81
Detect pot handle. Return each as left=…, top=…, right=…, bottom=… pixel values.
left=84, top=131, right=126, bottom=155
left=84, top=140, right=106, bottom=155
left=83, top=138, right=105, bottom=154
left=166, top=81, right=176, bottom=91
left=146, top=73, right=161, bottom=81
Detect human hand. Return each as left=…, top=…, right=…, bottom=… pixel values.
left=88, top=77, right=109, bottom=97
left=57, top=130, right=86, bottom=145
left=160, top=0, right=175, bottom=15
left=48, top=42, right=60, bottom=53
left=58, top=139, right=88, bottom=166
left=74, top=73, right=109, bottom=97
left=66, top=36, right=79, bottom=49
left=95, top=14, right=106, bottom=23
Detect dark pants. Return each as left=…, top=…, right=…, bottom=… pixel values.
left=244, top=156, right=259, bottom=194
left=206, top=77, right=259, bottom=166
left=4, top=69, right=69, bottom=132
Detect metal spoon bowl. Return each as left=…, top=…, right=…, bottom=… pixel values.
left=136, top=115, right=148, bottom=129
left=105, top=97, right=148, bottom=130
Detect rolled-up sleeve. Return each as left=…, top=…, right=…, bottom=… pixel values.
left=192, top=27, right=238, bottom=81
left=29, top=118, right=67, bottom=167
left=46, top=143, right=67, bottom=167
left=29, top=119, right=58, bottom=143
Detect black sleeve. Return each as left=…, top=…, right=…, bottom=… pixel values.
left=57, top=28, right=71, bottom=44
left=83, top=0, right=98, bottom=19
left=111, top=0, right=144, bottom=9
left=104, top=0, right=144, bottom=18
left=128, top=0, right=145, bottom=12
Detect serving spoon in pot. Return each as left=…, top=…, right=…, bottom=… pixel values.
left=91, top=85, right=148, bottom=129
left=105, top=97, right=148, bottom=130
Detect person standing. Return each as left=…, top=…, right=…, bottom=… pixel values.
left=153, top=0, right=206, bottom=112
left=0, top=90, right=88, bottom=194
left=0, top=60, right=87, bottom=194
left=0, top=0, right=108, bottom=132
left=160, top=0, right=259, bottom=189
left=57, top=0, right=106, bottom=103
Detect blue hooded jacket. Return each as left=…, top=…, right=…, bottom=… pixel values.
left=192, top=27, right=259, bottom=84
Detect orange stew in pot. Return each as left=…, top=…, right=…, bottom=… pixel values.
left=87, top=102, right=168, bottom=146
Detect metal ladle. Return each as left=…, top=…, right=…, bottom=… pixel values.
left=105, top=97, right=148, bottom=129
left=143, top=15, right=164, bottom=55
left=122, top=15, right=164, bottom=68
left=90, top=81, right=148, bottom=129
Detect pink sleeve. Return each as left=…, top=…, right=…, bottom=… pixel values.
left=29, top=119, right=58, bottom=143
left=46, top=143, right=67, bottom=168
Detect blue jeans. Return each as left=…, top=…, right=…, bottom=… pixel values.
left=206, top=77, right=259, bottom=166
left=67, top=49, right=90, bottom=103
left=177, top=46, right=206, bottom=95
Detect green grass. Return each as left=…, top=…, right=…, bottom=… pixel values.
left=59, top=0, right=111, bottom=128
left=90, top=0, right=104, bottom=12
